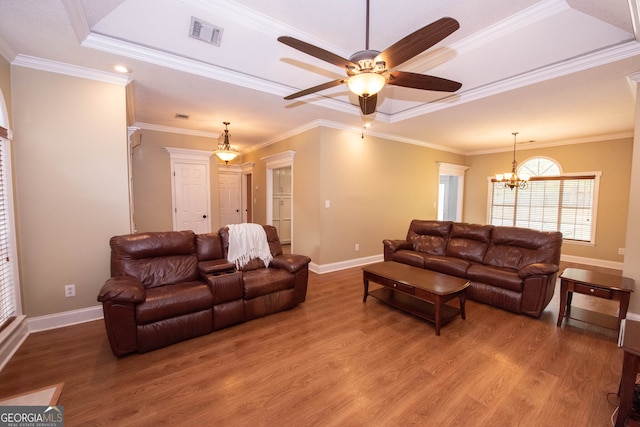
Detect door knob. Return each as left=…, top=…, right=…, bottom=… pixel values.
left=202, top=215, right=207, bottom=218
left=236, top=209, right=239, bottom=212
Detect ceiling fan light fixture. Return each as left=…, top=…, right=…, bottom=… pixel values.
left=347, top=72, right=386, bottom=97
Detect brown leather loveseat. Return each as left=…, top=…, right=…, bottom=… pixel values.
left=97, top=225, right=311, bottom=356
left=383, top=220, right=562, bottom=318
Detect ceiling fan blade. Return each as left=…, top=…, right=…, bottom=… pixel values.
left=278, top=36, right=357, bottom=69
left=377, top=17, right=460, bottom=69
left=284, top=78, right=346, bottom=100
left=388, top=71, right=461, bottom=92
left=358, top=94, right=378, bottom=115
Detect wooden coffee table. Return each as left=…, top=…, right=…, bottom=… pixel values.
left=362, top=261, right=470, bottom=336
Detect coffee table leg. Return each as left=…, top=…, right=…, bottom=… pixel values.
left=460, top=292, right=467, bottom=320
left=363, top=275, right=369, bottom=302
left=434, top=296, right=441, bottom=336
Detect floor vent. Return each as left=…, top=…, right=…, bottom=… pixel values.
left=189, top=17, right=223, bottom=47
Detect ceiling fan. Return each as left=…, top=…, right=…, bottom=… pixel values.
left=277, top=0, right=462, bottom=115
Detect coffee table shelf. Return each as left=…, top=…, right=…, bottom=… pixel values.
left=368, top=287, right=461, bottom=326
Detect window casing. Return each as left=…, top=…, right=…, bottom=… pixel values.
left=488, top=157, right=600, bottom=244
left=0, top=126, right=19, bottom=332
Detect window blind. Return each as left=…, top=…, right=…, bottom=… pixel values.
left=0, top=126, right=16, bottom=332
left=490, top=175, right=597, bottom=242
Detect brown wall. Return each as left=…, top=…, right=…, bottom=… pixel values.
left=131, top=129, right=225, bottom=233
left=10, top=66, right=130, bottom=317
left=464, top=137, right=632, bottom=264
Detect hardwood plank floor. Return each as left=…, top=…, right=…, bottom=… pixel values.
left=0, top=264, right=628, bottom=426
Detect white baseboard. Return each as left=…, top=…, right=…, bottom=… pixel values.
left=309, top=254, right=383, bottom=274
left=27, top=305, right=103, bottom=333
left=560, top=254, right=623, bottom=271
left=0, top=315, right=28, bottom=372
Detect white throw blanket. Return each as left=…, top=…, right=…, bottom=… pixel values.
left=226, top=223, right=273, bottom=269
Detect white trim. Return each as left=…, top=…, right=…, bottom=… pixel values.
left=0, top=315, right=28, bottom=372
left=310, top=254, right=384, bottom=274
left=165, top=147, right=214, bottom=233
left=262, top=151, right=295, bottom=251
left=27, top=306, right=103, bottom=333
left=134, top=122, right=220, bottom=139
left=560, top=254, right=623, bottom=271
left=437, top=162, right=469, bottom=221
left=12, top=54, right=130, bottom=85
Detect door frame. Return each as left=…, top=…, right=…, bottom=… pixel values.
left=241, top=162, right=254, bottom=223
left=436, top=162, right=469, bottom=222
left=165, top=147, right=213, bottom=232
left=262, top=151, right=295, bottom=250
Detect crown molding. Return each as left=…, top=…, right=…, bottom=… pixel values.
left=133, top=122, right=220, bottom=139
left=11, top=54, right=130, bottom=85
left=391, top=40, right=640, bottom=123
left=466, top=131, right=634, bottom=156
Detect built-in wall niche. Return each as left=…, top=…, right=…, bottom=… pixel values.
left=272, top=166, right=291, bottom=244
left=262, top=151, right=295, bottom=250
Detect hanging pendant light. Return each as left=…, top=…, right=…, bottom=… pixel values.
left=214, top=122, right=239, bottom=164
left=495, top=132, right=530, bottom=190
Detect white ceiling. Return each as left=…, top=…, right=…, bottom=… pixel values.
left=0, top=0, right=639, bottom=154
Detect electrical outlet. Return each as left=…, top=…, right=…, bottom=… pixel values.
left=619, top=248, right=626, bottom=255
left=65, top=284, right=76, bottom=297
left=355, top=243, right=360, bottom=252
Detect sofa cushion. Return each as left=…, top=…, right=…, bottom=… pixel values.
left=445, top=223, right=493, bottom=263
left=466, top=264, right=522, bottom=292
left=195, top=232, right=225, bottom=261
left=243, top=268, right=294, bottom=299
left=407, top=220, right=452, bottom=256
left=391, top=250, right=426, bottom=268
left=110, top=231, right=199, bottom=288
left=423, top=255, right=470, bottom=277
left=484, top=226, right=563, bottom=269
left=136, top=281, right=213, bottom=324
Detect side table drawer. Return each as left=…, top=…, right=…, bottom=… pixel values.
left=573, top=283, right=612, bottom=299
left=390, top=281, right=414, bottom=295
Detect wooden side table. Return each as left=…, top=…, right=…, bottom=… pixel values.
left=557, top=268, right=635, bottom=331
left=616, top=320, right=640, bottom=426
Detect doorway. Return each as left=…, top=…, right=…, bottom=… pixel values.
left=262, top=151, right=295, bottom=250
left=437, top=162, right=469, bottom=222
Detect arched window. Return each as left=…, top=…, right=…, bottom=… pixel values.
left=489, top=156, right=600, bottom=244
left=519, top=157, right=561, bottom=177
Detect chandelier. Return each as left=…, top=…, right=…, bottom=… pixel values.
left=495, top=132, right=530, bottom=190
left=214, top=122, right=239, bottom=164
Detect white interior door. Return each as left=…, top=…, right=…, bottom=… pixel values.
left=174, top=162, right=210, bottom=233
left=165, top=147, right=212, bottom=234
left=219, top=172, right=242, bottom=226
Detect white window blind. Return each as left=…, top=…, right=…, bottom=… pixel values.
left=489, top=174, right=598, bottom=243
left=0, top=126, right=16, bottom=332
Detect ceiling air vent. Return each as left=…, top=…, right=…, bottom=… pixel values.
left=189, top=16, right=223, bottom=47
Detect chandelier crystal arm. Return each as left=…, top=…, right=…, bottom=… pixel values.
left=494, top=132, right=529, bottom=190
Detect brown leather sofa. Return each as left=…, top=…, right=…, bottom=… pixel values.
left=383, top=220, right=562, bottom=318
left=97, top=225, right=311, bottom=356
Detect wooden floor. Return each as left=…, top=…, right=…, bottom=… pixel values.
left=0, top=263, right=629, bottom=426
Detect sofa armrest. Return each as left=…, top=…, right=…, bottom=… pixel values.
left=97, top=276, right=146, bottom=304
left=270, top=254, right=311, bottom=274
left=518, top=263, right=559, bottom=279
left=383, top=239, right=412, bottom=253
